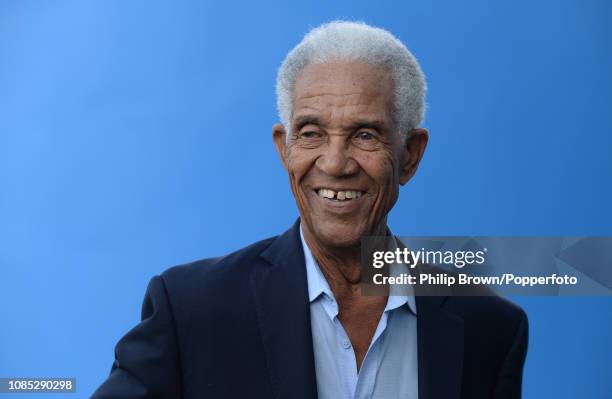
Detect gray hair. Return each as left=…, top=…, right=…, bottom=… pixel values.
left=276, top=20, right=426, bottom=140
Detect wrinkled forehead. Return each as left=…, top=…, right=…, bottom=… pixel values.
left=292, top=60, right=395, bottom=127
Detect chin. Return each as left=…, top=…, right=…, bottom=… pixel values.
left=309, top=218, right=366, bottom=248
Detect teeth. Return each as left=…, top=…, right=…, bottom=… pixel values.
left=317, top=189, right=332, bottom=199
left=317, top=189, right=363, bottom=201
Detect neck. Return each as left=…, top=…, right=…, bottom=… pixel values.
left=301, top=221, right=387, bottom=300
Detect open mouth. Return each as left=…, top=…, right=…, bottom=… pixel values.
left=315, top=188, right=364, bottom=201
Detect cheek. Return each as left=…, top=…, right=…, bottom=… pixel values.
left=360, top=151, right=400, bottom=189
left=358, top=151, right=401, bottom=219
left=285, top=149, right=317, bottom=189
left=380, top=158, right=400, bottom=206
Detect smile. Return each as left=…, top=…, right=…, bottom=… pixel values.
left=316, top=188, right=364, bottom=201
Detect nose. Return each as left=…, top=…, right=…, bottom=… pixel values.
left=315, top=137, right=359, bottom=177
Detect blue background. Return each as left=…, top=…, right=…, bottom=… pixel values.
left=1, top=0, right=611, bottom=397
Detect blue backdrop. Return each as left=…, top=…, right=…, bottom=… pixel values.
left=1, top=1, right=611, bottom=397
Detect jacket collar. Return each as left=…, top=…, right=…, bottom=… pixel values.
left=251, top=219, right=318, bottom=399
left=416, top=294, right=464, bottom=399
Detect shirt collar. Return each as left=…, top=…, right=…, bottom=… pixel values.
left=301, top=226, right=335, bottom=303
left=386, top=237, right=418, bottom=315
left=300, top=224, right=417, bottom=315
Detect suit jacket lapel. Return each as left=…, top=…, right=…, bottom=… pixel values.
left=399, top=241, right=464, bottom=399
left=416, top=295, right=464, bottom=399
left=250, top=220, right=318, bottom=399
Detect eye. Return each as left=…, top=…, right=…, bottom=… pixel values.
left=301, top=131, right=319, bottom=138
left=352, top=129, right=381, bottom=151
left=357, top=131, right=375, bottom=141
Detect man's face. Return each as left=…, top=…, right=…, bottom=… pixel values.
left=274, top=60, right=427, bottom=248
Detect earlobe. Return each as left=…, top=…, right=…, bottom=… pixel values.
left=399, top=128, right=428, bottom=185
left=272, top=123, right=288, bottom=170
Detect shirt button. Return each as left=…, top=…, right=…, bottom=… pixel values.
left=342, top=340, right=351, bottom=349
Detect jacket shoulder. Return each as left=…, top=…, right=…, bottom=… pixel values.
left=444, top=293, right=528, bottom=362
left=157, top=235, right=278, bottom=297
left=419, top=263, right=527, bottom=326
left=165, top=236, right=276, bottom=275
left=446, top=294, right=526, bottom=326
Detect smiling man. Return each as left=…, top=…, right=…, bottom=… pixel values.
left=93, top=21, right=528, bottom=399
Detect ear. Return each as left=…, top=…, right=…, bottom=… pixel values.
left=272, top=123, right=289, bottom=170
left=399, top=128, right=428, bottom=185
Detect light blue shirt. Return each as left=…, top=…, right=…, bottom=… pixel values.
left=300, top=227, right=419, bottom=399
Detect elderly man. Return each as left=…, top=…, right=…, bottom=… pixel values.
left=93, top=21, right=528, bottom=399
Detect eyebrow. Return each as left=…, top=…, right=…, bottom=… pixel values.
left=293, top=115, right=387, bottom=133
left=346, top=119, right=386, bottom=132
left=293, top=115, right=322, bottom=131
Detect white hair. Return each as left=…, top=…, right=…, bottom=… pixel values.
left=276, top=20, right=426, bottom=140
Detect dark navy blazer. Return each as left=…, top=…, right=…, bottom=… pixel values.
left=92, top=220, right=528, bottom=399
